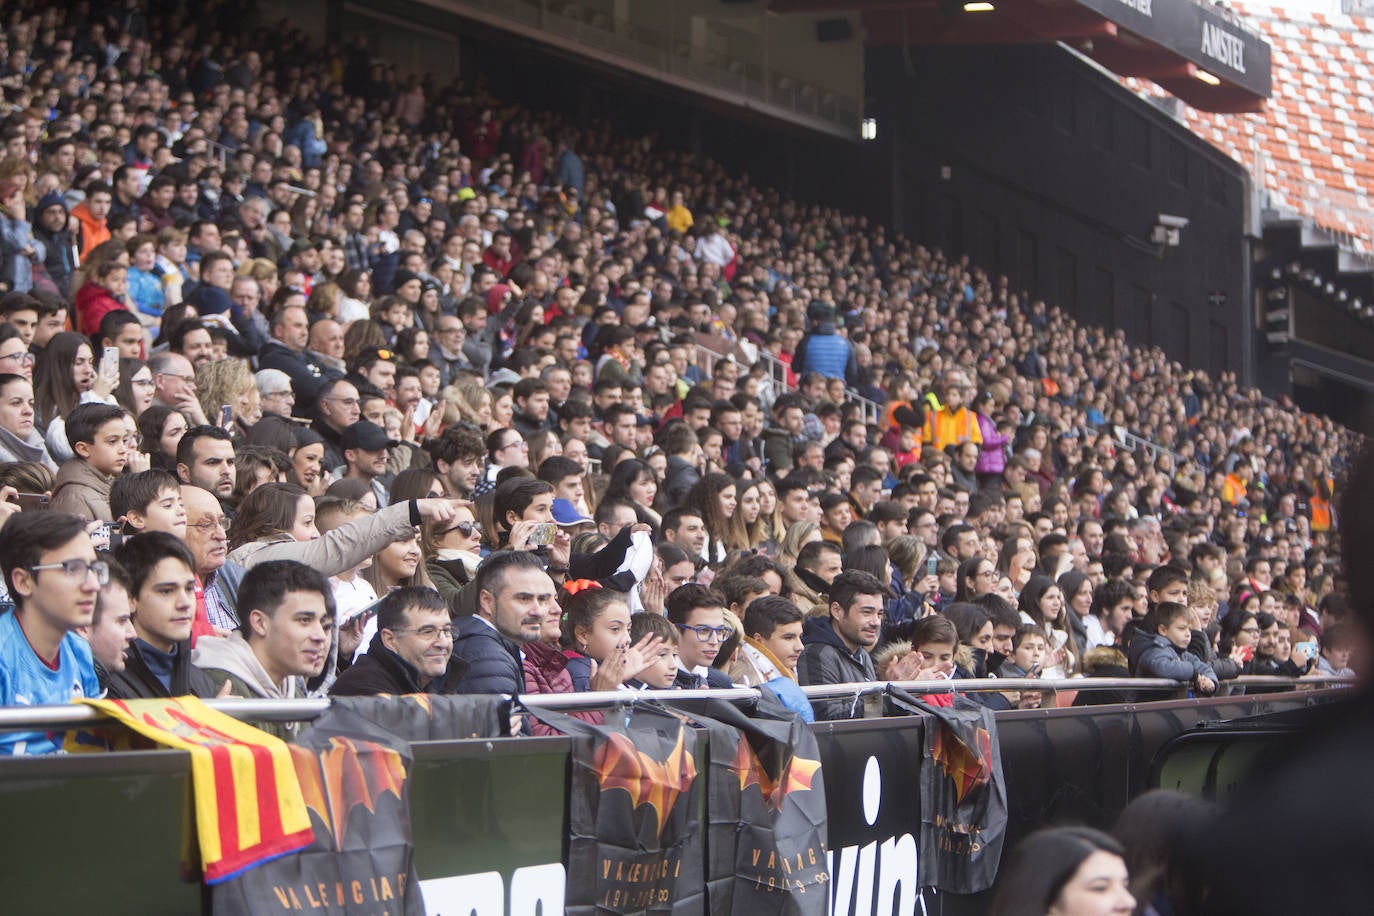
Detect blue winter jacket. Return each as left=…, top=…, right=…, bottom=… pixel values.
left=452, top=614, right=523, bottom=696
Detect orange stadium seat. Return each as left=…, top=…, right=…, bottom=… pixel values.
left=1122, top=2, right=1372, bottom=250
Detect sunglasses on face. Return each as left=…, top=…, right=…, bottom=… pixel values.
left=444, top=520, right=481, bottom=537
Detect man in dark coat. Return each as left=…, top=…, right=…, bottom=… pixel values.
left=331, top=588, right=469, bottom=696
left=106, top=532, right=220, bottom=700
left=452, top=551, right=552, bottom=695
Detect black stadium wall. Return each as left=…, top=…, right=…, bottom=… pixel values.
left=868, top=43, right=1252, bottom=377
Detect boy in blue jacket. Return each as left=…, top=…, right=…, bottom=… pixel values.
left=1132, top=601, right=1217, bottom=695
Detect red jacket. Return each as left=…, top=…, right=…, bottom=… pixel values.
left=75, top=281, right=130, bottom=336
left=521, top=640, right=603, bottom=736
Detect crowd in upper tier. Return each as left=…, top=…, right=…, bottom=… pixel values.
left=0, top=0, right=1357, bottom=753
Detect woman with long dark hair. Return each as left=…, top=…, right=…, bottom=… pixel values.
left=987, top=826, right=1134, bottom=916
left=683, top=472, right=737, bottom=565
left=35, top=330, right=117, bottom=460
left=602, top=458, right=661, bottom=528
left=1019, top=574, right=1081, bottom=678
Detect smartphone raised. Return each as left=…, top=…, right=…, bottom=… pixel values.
left=528, top=522, right=558, bottom=547
left=12, top=491, right=49, bottom=511
left=219, top=404, right=234, bottom=428
left=103, top=346, right=120, bottom=372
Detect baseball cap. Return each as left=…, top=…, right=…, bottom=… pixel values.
left=552, top=498, right=593, bottom=526
left=340, top=420, right=398, bottom=452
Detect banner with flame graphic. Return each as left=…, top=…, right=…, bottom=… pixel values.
left=663, top=695, right=829, bottom=916
left=884, top=686, right=1007, bottom=895
left=524, top=701, right=706, bottom=915
left=211, top=694, right=507, bottom=916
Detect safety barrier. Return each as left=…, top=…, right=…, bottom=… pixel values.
left=0, top=674, right=1348, bottom=732
left=1115, top=426, right=1185, bottom=467
left=0, top=677, right=1349, bottom=915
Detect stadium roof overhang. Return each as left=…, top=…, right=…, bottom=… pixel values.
left=769, top=0, right=1271, bottom=112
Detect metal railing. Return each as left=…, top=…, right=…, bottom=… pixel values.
left=0, top=675, right=1352, bottom=733
left=1115, top=427, right=1184, bottom=468
left=845, top=387, right=883, bottom=426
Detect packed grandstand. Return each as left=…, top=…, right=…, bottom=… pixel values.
left=0, top=0, right=1361, bottom=911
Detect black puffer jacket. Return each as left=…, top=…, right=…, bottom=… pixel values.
left=330, top=641, right=469, bottom=696
left=451, top=614, right=523, bottom=695
left=106, top=639, right=220, bottom=700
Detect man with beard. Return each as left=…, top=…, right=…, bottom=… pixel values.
left=798, top=570, right=885, bottom=720
left=453, top=551, right=553, bottom=695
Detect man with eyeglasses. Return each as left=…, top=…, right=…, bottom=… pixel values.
left=106, top=532, right=220, bottom=699
left=0, top=512, right=103, bottom=754
left=254, top=368, right=296, bottom=420
left=147, top=351, right=209, bottom=425
left=183, top=486, right=245, bottom=632
left=312, top=378, right=362, bottom=473
left=332, top=587, right=468, bottom=696
left=665, top=584, right=734, bottom=689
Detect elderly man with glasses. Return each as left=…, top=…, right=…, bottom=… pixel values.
left=182, top=485, right=247, bottom=632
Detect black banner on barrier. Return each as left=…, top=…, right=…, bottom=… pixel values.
left=663, top=696, right=829, bottom=915
left=209, top=695, right=508, bottom=916
left=812, top=720, right=924, bottom=915
left=527, top=703, right=705, bottom=915
left=885, top=688, right=1007, bottom=896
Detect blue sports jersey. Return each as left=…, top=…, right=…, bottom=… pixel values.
left=0, top=609, right=100, bottom=755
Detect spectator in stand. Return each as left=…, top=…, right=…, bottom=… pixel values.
left=798, top=569, right=886, bottom=720
left=454, top=550, right=552, bottom=694
left=175, top=425, right=236, bottom=505
left=665, top=583, right=734, bottom=689
left=1085, top=578, right=1135, bottom=650
left=331, top=587, right=468, bottom=696
left=988, top=827, right=1135, bottom=916
left=106, top=532, right=218, bottom=699
left=258, top=303, right=339, bottom=411
left=193, top=560, right=334, bottom=735
left=75, top=552, right=136, bottom=694
left=1129, top=602, right=1217, bottom=695
left=182, top=484, right=244, bottom=632
left=0, top=511, right=103, bottom=754
left=48, top=403, right=128, bottom=522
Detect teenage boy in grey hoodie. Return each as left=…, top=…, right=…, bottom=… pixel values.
left=194, top=559, right=334, bottom=739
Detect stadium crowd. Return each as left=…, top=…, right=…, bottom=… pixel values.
left=0, top=0, right=1359, bottom=754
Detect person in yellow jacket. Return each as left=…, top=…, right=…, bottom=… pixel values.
left=1222, top=462, right=1252, bottom=506
left=922, top=370, right=982, bottom=453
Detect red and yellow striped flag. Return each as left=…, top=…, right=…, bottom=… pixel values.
left=79, top=697, right=314, bottom=884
